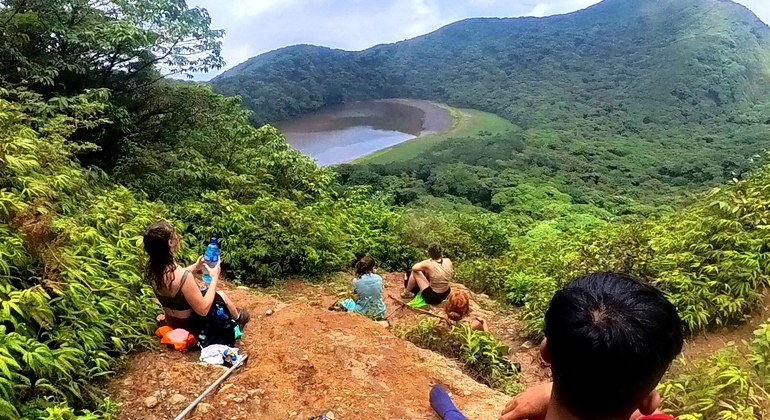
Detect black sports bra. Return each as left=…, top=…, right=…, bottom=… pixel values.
left=155, top=270, right=192, bottom=311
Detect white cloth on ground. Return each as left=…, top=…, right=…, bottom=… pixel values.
left=199, top=344, right=240, bottom=365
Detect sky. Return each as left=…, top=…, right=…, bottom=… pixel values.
left=187, top=0, right=770, bottom=81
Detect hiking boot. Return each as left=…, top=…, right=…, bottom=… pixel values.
left=236, top=308, right=250, bottom=330
left=400, top=290, right=415, bottom=300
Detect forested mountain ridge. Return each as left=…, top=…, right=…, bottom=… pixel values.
left=211, top=0, right=770, bottom=210
left=212, top=0, right=770, bottom=129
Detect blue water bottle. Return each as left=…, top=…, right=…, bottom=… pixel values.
left=201, top=237, right=220, bottom=283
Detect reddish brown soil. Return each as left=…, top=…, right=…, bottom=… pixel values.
left=279, top=274, right=551, bottom=386
left=109, top=283, right=510, bottom=420
left=109, top=275, right=768, bottom=420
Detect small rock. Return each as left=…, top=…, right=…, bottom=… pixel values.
left=376, top=321, right=390, bottom=328
left=122, top=378, right=134, bottom=386
left=237, top=286, right=250, bottom=290
left=334, top=396, right=343, bottom=401
left=169, top=394, right=186, bottom=405
left=325, top=412, right=336, bottom=419
left=226, top=393, right=236, bottom=400
left=265, top=309, right=274, bottom=316
left=196, top=403, right=213, bottom=414
left=143, top=396, right=159, bottom=409
left=520, top=341, right=536, bottom=350
left=463, top=390, right=472, bottom=396
left=221, top=401, right=228, bottom=407
left=289, top=411, right=298, bottom=417
left=368, top=404, right=375, bottom=408
left=219, top=383, right=235, bottom=394
left=233, top=397, right=244, bottom=403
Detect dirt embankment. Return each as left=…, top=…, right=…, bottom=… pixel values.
left=110, top=281, right=512, bottom=420
left=109, top=273, right=768, bottom=420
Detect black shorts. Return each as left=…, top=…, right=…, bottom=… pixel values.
left=406, top=271, right=451, bottom=305
left=420, top=286, right=451, bottom=305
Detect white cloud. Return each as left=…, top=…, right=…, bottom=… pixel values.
left=528, top=3, right=551, bottom=17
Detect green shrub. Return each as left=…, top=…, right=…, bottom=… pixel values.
left=395, top=318, right=523, bottom=395
left=455, top=257, right=510, bottom=298
left=452, top=323, right=524, bottom=395
left=394, top=318, right=462, bottom=359
left=659, top=322, right=770, bottom=420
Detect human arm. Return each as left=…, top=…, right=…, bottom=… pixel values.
left=471, top=317, right=489, bottom=332
left=181, top=260, right=221, bottom=316
left=499, top=382, right=551, bottom=420
left=499, top=382, right=661, bottom=420
left=411, top=259, right=431, bottom=273
left=183, top=255, right=205, bottom=274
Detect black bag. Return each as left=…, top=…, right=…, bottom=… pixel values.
left=196, top=289, right=237, bottom=348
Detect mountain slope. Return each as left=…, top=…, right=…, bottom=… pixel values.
left=211, top=0, right=770, bottom=129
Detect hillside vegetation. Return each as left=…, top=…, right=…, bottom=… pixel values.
left=212, top=0, right=770, bottom=210
left=2, top=0, right=770, bottom=419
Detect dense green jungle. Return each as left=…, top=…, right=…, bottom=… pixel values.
left=2, top=0, right=770, bottom=418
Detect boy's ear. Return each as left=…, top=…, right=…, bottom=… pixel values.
left=637, top=390, right=662, bottom=415
left=540, top=338, right=552, bottom=364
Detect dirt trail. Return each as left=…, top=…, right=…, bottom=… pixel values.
left=278, top=273, right=551, bottom=386
left=109, top=274, right=769, bottom=419
left=680, top=291, right=770, bottom=361
left=110, top=283, right=510, bottom=420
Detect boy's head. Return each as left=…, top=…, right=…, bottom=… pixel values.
left=543, top=272, right=683, bottom=420
left=428, top=242, right=443, bottom=260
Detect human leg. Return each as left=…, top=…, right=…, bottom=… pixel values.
left=217, top=291, right=239, bottom=318
left=402, top=270, right=431, bottom=299
left=217, top=291, right=250, bottom=329
left=430, top=385, right=468, bottom=420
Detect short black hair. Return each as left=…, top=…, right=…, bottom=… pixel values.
left=545, top=272, right=683, bottom=420
left=428, top=242, right=442, bottom=260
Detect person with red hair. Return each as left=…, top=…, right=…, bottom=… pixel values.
left=445, top=289, right=487, bottom=331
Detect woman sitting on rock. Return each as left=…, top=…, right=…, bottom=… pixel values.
left=143, top=220, right=249, bottom=345
left=334, top=256, right=387, bottom=320
left=401, top=242, right=453, bottom=305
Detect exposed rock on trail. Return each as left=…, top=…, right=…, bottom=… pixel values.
left=110, top=287, right=510, bottom=419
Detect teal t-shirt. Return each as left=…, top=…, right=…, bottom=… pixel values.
left=352, top=274, right=387, bottom=319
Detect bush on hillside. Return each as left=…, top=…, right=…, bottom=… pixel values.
left=659, top=322, right=770, bottom=420
left=395, top=319, right=523, bottom=395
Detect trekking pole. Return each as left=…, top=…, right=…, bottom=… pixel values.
left=174, top=354, right=249, bottom=420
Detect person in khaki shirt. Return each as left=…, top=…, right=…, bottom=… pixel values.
left=401, top=242, right=453, bottom=305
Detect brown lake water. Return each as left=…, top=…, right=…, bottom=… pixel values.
left=275, top=99, right=452, bottom=166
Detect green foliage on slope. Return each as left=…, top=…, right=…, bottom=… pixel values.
left=4, top=0, right=770, bottom=418
left=0, top=1, right=415, bottom=417
left=659, top=321, right=770, bottom=419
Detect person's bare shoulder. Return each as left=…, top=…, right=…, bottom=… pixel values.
left=413, top=259, right=431, bottom=271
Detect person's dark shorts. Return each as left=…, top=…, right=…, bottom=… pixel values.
left=420, top=286, right=451, bottom=305
left=406, top=270, right=451, bottom=305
